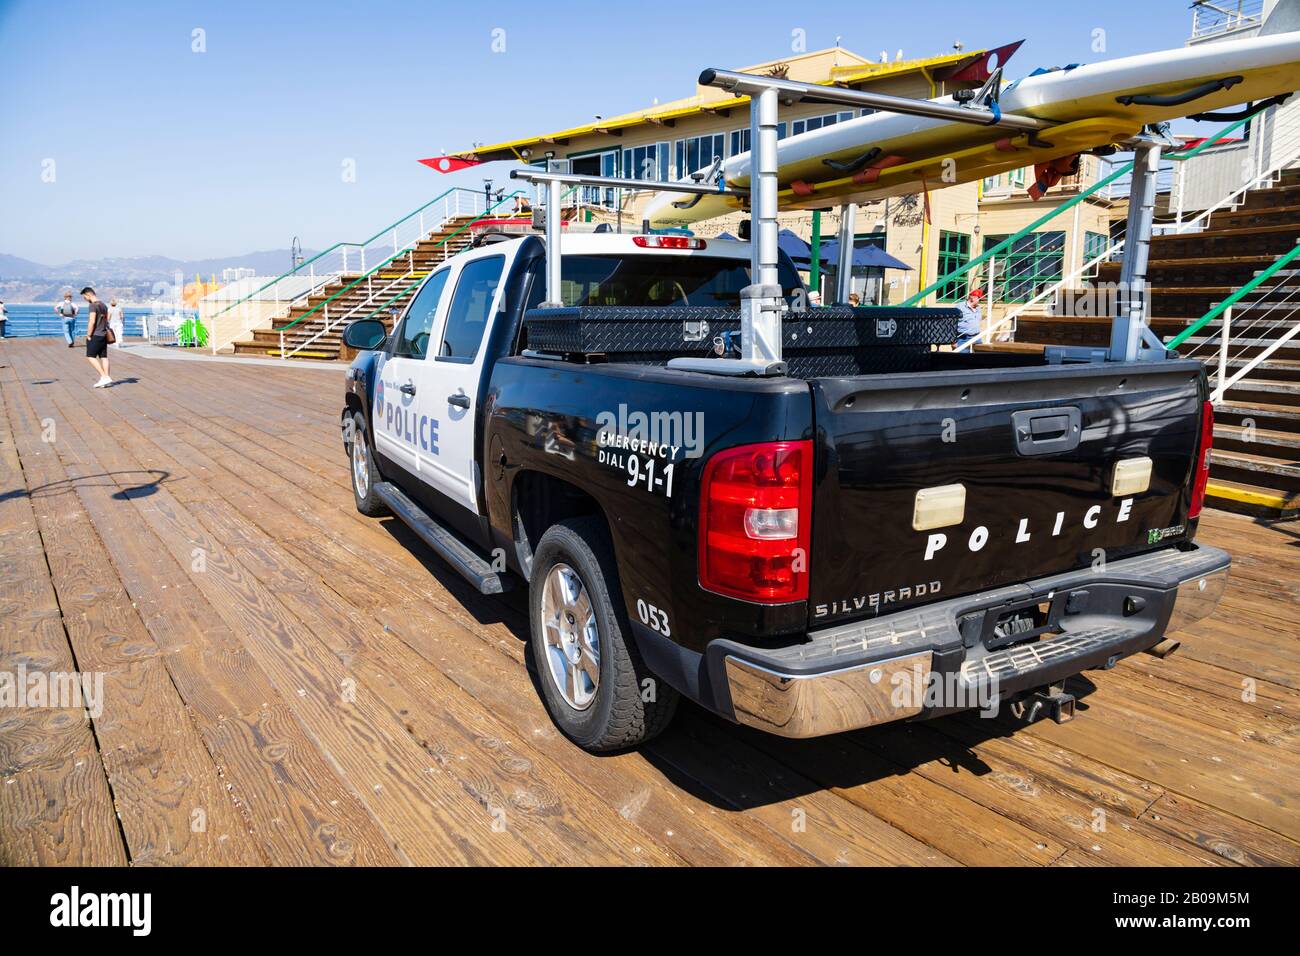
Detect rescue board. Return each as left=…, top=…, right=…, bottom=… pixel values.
left=646, top=30, right=1300, bottom=227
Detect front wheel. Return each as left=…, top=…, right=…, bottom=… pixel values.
left=346, top=411, right=388, bottom=517
left=530, top=517, right=678, bottom=752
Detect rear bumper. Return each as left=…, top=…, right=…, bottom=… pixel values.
left=711, top=544, right=1230, bottom=738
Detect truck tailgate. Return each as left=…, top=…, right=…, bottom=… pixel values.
left=808, top=360, right=1206, bottom=627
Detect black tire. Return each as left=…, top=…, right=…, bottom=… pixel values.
left=530, top=517, right=678, bottom=752
left=346, top=411, right=388, bottom=517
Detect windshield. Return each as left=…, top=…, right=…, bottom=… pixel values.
left=528, top=254, right=804, bottom=308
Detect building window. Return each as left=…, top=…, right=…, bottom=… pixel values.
left=982, top=167, right=1028, bottom=194
left=728, top=124, right=788, bottom=157
left=790, top=111, right=854, bottom=136
left=983, top=231, right=1066, bottom=303
left=676, top=133, right=726, bottom=177
left=792, top=111, right=854, bottom=136
left=622, top=143, right=668, bottom=182
left=936, top=230, right=971, bottom=302
left=1082, top=230, right=1109, bottom=279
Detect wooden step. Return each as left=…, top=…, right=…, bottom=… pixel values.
left=1215, top=399, right=1300, bottom=432
left=1220, top=377, right=1300, bottom=403
left=1210, top=448, right=1300, bottom=490
left=1204, top=204, right=1300, bottom=228
left=1178, top=337, right=1300, bottom=355
left=1240, top=183, right=1300, bottom=209
left=1214, top=422, right=1300, bottom=457
left=1217, top=357, right=1300, bottom=381
left=1203, top=476, right=1300, bottom=519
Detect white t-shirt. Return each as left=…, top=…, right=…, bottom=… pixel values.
left=56, top=300, right=78, bottom=317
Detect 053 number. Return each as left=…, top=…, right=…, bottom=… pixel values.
left=636, top=599, right=671, bottom=637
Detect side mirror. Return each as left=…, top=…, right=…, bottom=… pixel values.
left=343, top=319, right=388, bottom=351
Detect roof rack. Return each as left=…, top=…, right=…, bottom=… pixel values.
left=509, top=63, right=1171, bottom=374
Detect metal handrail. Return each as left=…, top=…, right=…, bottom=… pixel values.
left=210, top=187, right=466, bottom=321
left=207, top=187, right=496, bottom=353
left=949, top=104, right=1297, bottom=349
left=1190, top=0, right=1264, bottom=40
left=1167, top=243, right=1300, bottom=349
left=902, top=163, right=1132, bottom=307
left=918, top=111, right=1268, bottom=310
left=277, top=190, right=527, bottom=357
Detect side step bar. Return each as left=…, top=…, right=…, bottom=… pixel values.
left=372, top=481, right=511, bottom=595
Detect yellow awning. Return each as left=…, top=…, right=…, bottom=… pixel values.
left=447, top=49, right=985, bottom=165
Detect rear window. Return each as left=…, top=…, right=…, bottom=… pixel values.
left=526, top=254, right=803, bottom=309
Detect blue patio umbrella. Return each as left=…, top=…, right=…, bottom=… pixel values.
left=778, top=229, right=813, bottom=265
left=817, top=239, right=911, bottom=270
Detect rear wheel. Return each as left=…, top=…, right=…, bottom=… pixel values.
left=530, top=517, right=678, bottom=752
left=346, top=411, right=387, bottom=517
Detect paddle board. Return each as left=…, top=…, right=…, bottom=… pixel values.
left=645, top=31, right=1300, bottom=227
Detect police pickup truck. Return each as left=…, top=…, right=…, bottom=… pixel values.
left=340, top=229, right=1229, bottom=752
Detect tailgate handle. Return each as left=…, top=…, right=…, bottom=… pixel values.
left=1012, top=406, right=1081, bottom=456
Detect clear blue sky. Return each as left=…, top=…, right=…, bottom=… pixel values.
left=0, top=0, right=1192, bottom=264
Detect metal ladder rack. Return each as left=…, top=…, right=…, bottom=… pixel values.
left=511, top=63, right=1172, bottom=374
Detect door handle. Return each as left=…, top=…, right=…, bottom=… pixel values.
left=399, top=381, right=416, bottom=396
left=1011, top=406, right=1082, bottom=456
left=448, top=392, right=471, bottom=409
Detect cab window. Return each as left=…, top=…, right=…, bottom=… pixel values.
left=438, top=255, right=505, bottom=361
left=394, top=268, right=449, bottom=358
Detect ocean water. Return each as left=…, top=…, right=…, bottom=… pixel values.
left=0, top=304, right=194, bottom=339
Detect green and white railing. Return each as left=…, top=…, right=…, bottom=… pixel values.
left=1167, top=242, right=1300, bottom=402
left=277, top=189, right=529, bottom=358
left=943, top=102, right=1300, bottom=352
left=208, top=186, right=501, bottom=354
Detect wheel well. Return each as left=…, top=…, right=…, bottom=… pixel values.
left=512, top=470, right=608, bottom=581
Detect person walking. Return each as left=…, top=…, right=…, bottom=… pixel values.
left=0, top=300, right=7, bottom=338
left=54, top=291, right=79, bottom=347
left=80, top=287, right=113, bottom=387
left=107, top=298, right=125, bottom=349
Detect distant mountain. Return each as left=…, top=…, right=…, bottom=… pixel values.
left=0, top=248, right=319, bottom=282
left=0, top=253, right=51, bottom=279
left=0, top=248, right=321, bottom=302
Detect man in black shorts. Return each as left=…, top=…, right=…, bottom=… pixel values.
left=81, top=286, right=113, bottom=387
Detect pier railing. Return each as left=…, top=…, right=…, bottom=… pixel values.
left=208, top=186, right=497, bottom=354
left=277, top=189, right=527, bottom=359
left=1189, top=0, right=1265, bottom=41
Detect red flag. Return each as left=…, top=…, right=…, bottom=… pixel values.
left=418, top=156, right=483, bottom=174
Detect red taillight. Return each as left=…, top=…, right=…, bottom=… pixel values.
left=698, top=440, right=813, bottom=602
left=1189, top=400, right=1214, bottom=519
left=633, top=235, right=706, bottom=250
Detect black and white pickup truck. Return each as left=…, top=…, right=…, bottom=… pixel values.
left=340, top=229, right=1229, bottom=752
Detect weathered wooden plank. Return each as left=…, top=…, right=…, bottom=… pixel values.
left=7, top=359, right=402, bottom=866
left=0, top=356, right=128, bottom=865
left=725, top=718, right=1063, bottom=865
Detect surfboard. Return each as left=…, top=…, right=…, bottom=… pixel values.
left=645, top=30, right=1300, bottom=228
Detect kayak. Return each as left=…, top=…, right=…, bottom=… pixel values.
left=645, top=30, right=1300, bottom=227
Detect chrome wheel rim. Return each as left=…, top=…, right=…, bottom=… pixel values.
left=540, top=563, right=600, bottom=711
left=352, top=433, right=370, bottom=499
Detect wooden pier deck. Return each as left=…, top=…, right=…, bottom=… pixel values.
left=1, top=337, right=1296, bottom=867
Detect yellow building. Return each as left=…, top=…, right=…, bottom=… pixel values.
left=450, top=45, right=1123, bottom=323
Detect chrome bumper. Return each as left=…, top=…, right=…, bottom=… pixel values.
left=721, top=547, right=1230, bottom=739
left=725, top=650, right=934, bottom=739
left=1166, top=563, right=1230, bottom=635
